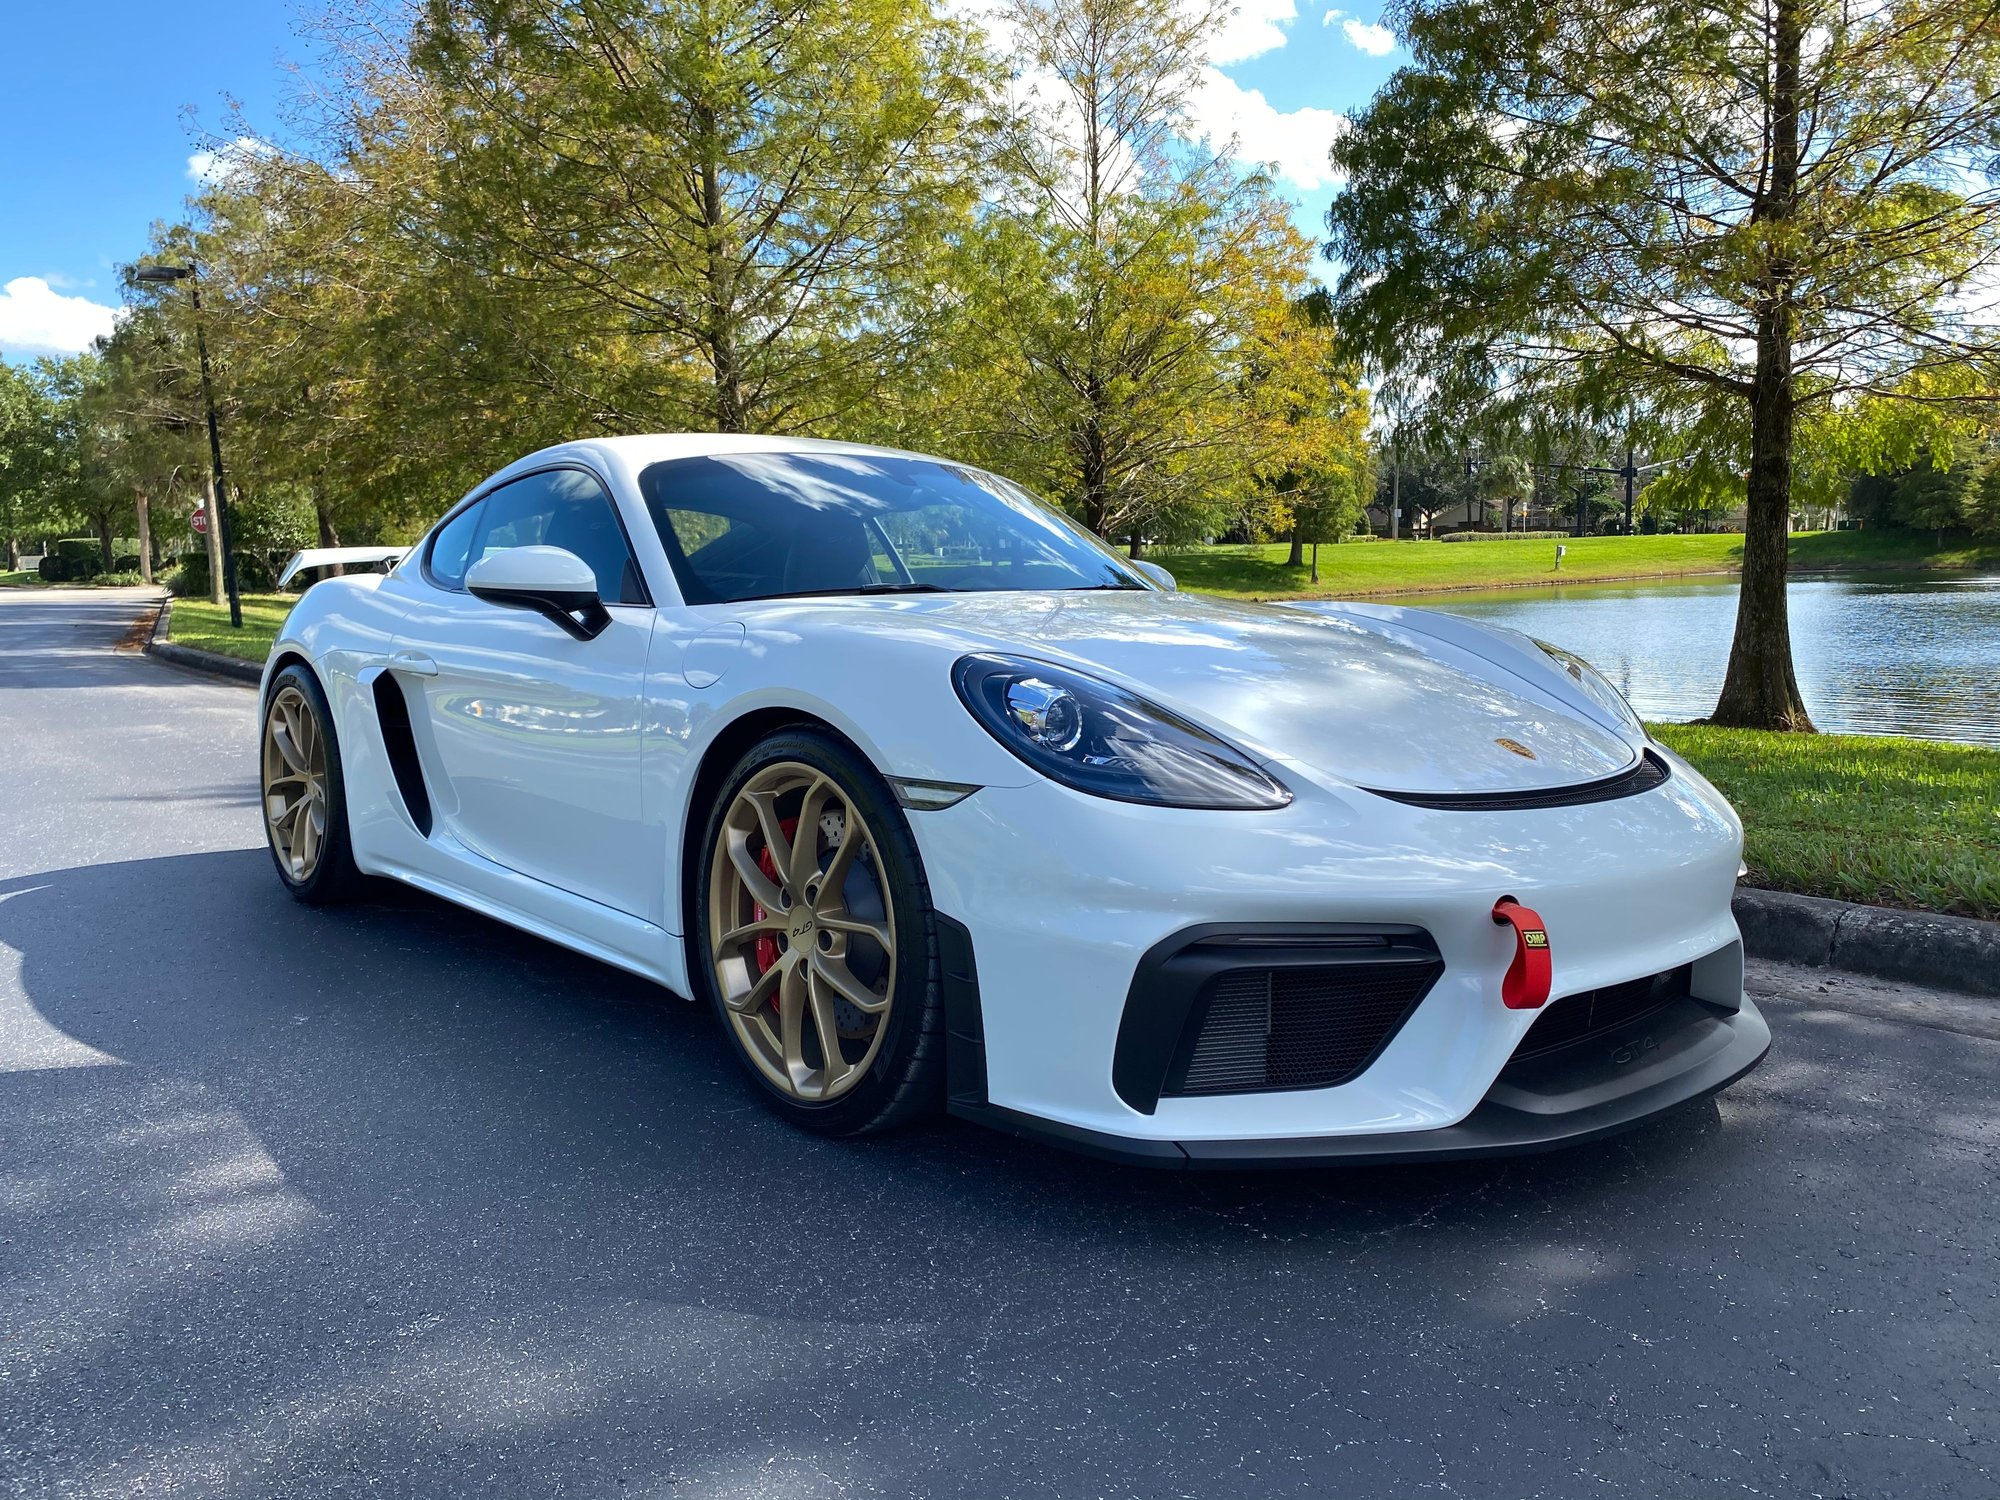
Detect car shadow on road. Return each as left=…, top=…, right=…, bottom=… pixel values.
left=0, top=848, right=1732, bottom=1223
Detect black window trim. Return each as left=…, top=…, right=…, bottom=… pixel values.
left=421, top=460, right=655, bottom=607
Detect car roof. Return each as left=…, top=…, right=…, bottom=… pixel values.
left=502, top=432, right=946, bottom=478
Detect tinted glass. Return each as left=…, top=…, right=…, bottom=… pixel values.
left=426, top=500, right=484, bottom=590
left=638, top=451, right=1144, bottom=605
left=449, top=468, right=645, bottom=604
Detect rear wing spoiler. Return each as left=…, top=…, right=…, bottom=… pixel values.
left=277, top=546, right=410, bottom=589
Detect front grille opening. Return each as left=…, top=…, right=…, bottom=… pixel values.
left=1512, top=964, right=1692, bottom=1061
left=1164, top=960, right=1443, bottom=1098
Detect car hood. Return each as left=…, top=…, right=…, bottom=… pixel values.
left=775, top=590, right=1641, bottom=795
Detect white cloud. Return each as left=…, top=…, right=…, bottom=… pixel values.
left=0, top=277, right=120, bottom=357
left=187, top=135, right=275, bottom=188
left=1189, top=68, right=1346, bottom=191
left=1324, top=8, right=1398, bottom=55
left=1213, top=0, right=1300, bottom=63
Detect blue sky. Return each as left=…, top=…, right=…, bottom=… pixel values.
left=0, top=0, right=1404, bottom=362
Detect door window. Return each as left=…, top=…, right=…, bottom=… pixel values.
left=425, top=499, right=485, bottom=591
left=468, top=469, right=648, bottom=604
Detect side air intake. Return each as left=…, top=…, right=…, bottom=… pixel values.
left=371, top=673, right=433, bottom=837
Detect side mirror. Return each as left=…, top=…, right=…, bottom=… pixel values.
left=1133, top=559, right=1177, bottom=592
left=466, top=545, right=610, bottom=640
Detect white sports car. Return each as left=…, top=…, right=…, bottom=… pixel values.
left=260, top=434, right=1768, bottom=1165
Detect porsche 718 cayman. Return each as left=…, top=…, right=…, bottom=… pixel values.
left=257, top=434, right=1769, bottom=1166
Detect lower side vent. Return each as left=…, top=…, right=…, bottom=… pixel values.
left=371, top=673, right=433, bottom=836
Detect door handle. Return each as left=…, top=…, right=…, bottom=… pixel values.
left=390, top=651, right=438, bottom=677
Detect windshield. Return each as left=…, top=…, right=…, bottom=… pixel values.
left=637, top=450, right=1147, bottom=604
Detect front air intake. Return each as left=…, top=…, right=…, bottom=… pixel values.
left=1169, top=961, right=1444, bottom=1098
left=1113, top=926, right=1445, bottom=1113
left=1511, top=964, right=1691, bottom=1060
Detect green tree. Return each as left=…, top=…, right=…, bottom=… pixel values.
left=0, top=362, right=76, bottom=570
left=1474, top=455, right=1532, bottom=533
left=404, top=0, right=997, bottom=437
left=1329, top=0, right=2000, bottom=729
left=945, top=0, right=1329, bottom=549
left=1894, top=445, right=1979, bottom=541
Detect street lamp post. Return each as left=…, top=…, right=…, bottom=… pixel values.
left=135, top=262, right=241, bottom=629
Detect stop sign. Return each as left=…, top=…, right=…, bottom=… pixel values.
left=190, top=509, right=208, bottom=534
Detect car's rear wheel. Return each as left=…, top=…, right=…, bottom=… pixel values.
left=694, top=730, right=943, bottom=1135
left=261, top=664, right=364, bottom=904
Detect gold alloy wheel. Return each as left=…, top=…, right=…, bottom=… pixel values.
left=262, top=684, right=330, bottom=882
left=708, top=761, right=897, bottom=1102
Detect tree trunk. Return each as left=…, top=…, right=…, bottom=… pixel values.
left=1127, top=530, right=1141, bottom=559
left=1287, top=519, right=1304, bottom=568
left=97, top=519, right=114, bottom=573
left=4, top=536, right=18, bottom=572
left=696, top=115, right=746, bottom=434
left=134, top=489, right=153, bottom=585
left=1079, top=401, right=1111, bottom=536
left=203, top=473, right=225, bottom=606
left=315, top=486, right=343, bottom=578
left=1712, top=0, right=1813, bottom=731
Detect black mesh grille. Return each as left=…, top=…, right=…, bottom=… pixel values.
left=1167, top=961, right=1443, bottom=1098
left=1513, top=964, right=1691, bottom=1060
left=1362, top=749, right=1671, bottom=812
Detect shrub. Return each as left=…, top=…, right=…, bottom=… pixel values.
left=167, top=549, right=276, bottom=597
left=1439, top=529, right=1576, bottom=542
left=39, top=538, right=105, bottom=581
left=168, top=551, right=210, bottom=597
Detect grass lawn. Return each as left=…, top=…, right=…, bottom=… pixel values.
left=167, top=593, right=296, bottom=662
left=0, top=570, right=35, bottom=587
left=1652, top=724, right=2000, bottom=921
left=1161, top=529, right=2000, bottom=601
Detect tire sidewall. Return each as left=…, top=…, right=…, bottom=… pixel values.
left=262, top=663, right=359, bottom=903
left=692, top=729, right=938, bottom=1133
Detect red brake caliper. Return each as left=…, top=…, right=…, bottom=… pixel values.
left=1491, top=898, right=1553, bottom=1010
left=752, top=818, right=801, bottom=1009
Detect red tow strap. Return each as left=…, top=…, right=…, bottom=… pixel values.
left=1492, top=898, right=1553, bottom=1010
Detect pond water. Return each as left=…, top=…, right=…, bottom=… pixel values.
left=1409, top=570, right=2000, bottom=746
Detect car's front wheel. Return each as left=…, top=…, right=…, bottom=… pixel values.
left=261, top=664, right=364, bottom=904
left=693, top=729, right=943, bottom=1135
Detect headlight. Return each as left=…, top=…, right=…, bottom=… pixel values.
left=1535, top=640, right=1644, bottom=735
left=952, top=654, right=1292, bottom=810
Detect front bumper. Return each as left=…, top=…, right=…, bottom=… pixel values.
left=951, top=991, right=1771, bottom=1169
left=912, top=746, right=1751, bottom=1144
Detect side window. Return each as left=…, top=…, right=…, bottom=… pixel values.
left=462, top=468, right=647, bottom=605
left=426, top=500, right=485, bottom=591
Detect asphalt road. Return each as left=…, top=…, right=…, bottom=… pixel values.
left=2, top=588, right=1994, bottom=1500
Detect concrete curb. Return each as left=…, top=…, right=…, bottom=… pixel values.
left=1734, top=887, right=2000, bottom=998
left=143, top=600, right=265, bottom=686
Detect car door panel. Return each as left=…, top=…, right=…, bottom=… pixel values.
left=392, top=466, right=663, bottom=922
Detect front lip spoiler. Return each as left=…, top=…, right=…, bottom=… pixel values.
left=949, top=994, right=1772, bottom=1170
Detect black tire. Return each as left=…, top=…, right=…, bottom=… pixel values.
left=691, top=728, right=944, bottom=1136
left=260, top=663, right=366, bottom=905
